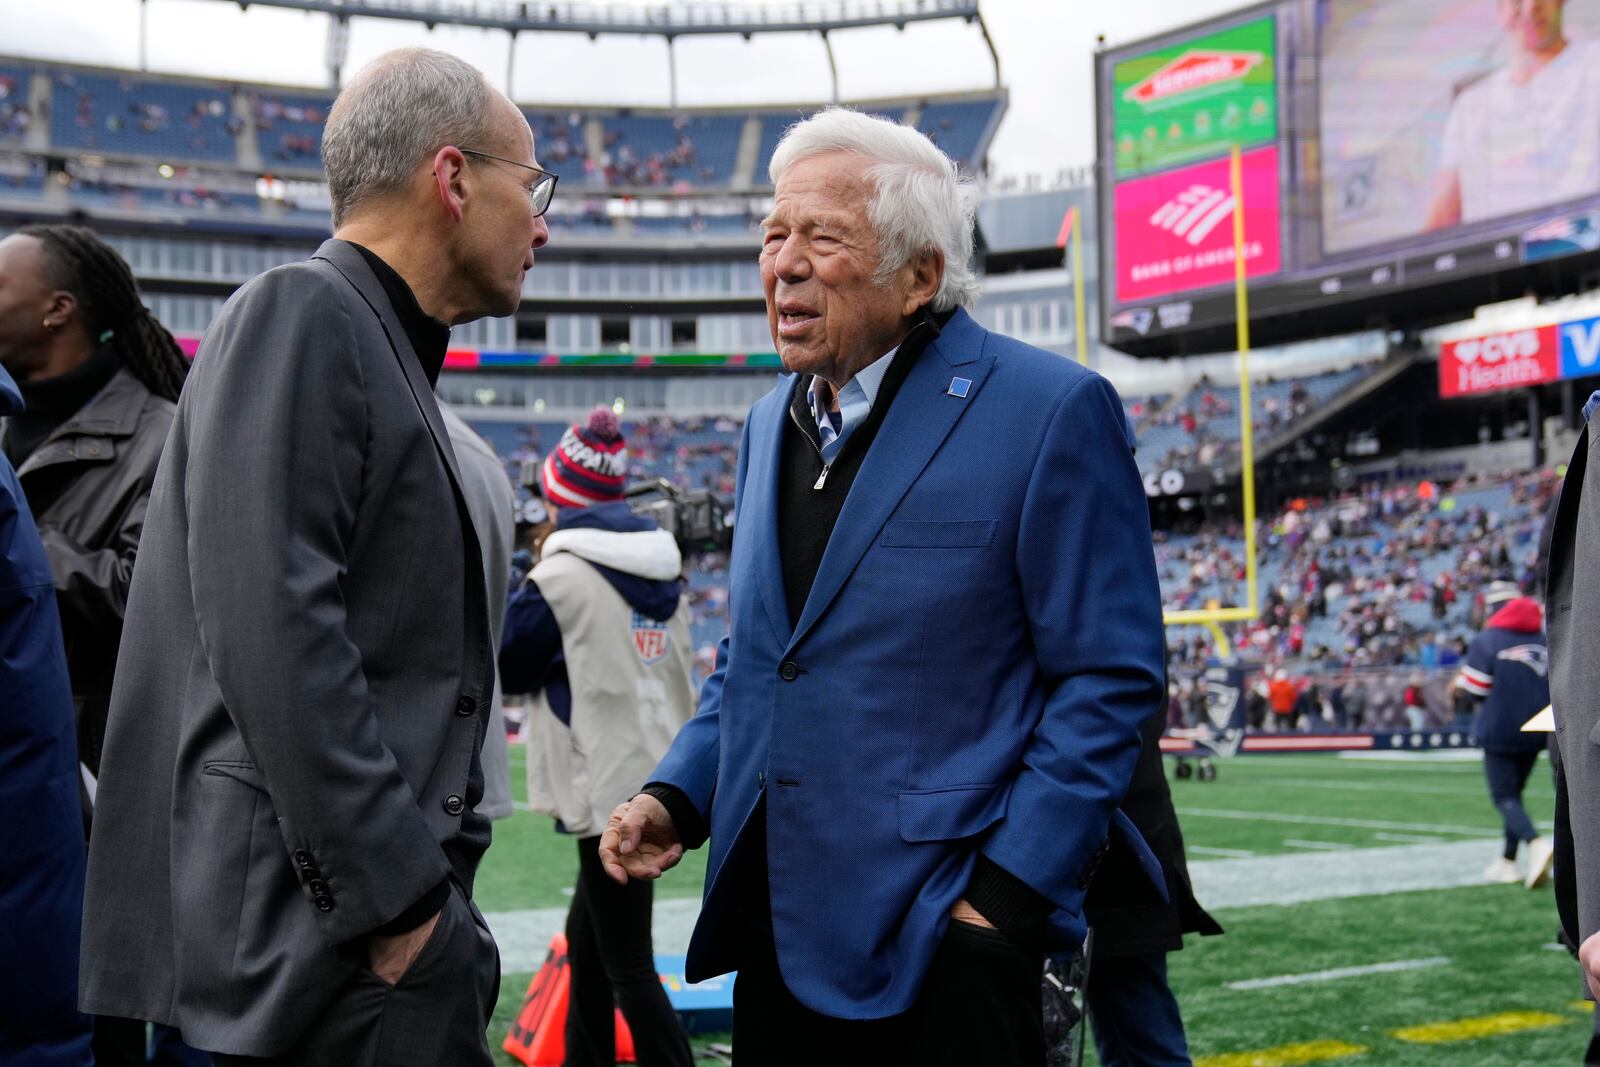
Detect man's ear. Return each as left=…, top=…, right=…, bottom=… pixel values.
left=902, top=246, right=944, bottom=317
left=432, top=145, right=470, bottom=223
left=46, top=289, right=78, bottom=329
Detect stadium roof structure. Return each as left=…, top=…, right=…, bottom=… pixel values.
left=197, top=0, right=999, bottom=102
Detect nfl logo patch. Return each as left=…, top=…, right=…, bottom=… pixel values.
left=632, top=612, right=670, bottom=666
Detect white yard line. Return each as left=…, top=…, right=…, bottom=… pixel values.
left=1174, top=806, right=1505, bottom=837
left=1238, top=777, right=1493, bottom=798
left=1225, top=956, right=1452, bottom=991
left=1374, top=832, right=1445, bottom=844
left=1283, top=839, right=1350, bottom=851
left=1189, top=845, right=1257, bottom=858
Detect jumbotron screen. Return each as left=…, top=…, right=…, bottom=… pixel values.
left=1097, top=0, right=1600, bottom=354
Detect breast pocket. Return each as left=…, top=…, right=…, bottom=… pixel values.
left=880, top=520, right=998, bottom=549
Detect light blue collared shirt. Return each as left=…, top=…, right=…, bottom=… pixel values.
left=1585, top=389, right=1600, bottom=424
left=808, top=346, right=897, bottom=464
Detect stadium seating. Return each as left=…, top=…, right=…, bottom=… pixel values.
left=252, top=92, right=330, bottom=167
left=1134, top=365, right=1375, bottom=474
left=598, top=112, right=743, bottom=187
left=51, top=71, right=239, bottom=162
left=0, top=64, right=31, bottom=144
left=916, top=97, right=1001, bottom=166
left=752, top=105, right=906, bottom=183
left=523, top=110, right=591, bottom=183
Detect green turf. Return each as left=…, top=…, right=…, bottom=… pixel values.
left=483, top=747, right=1582, bottom=1064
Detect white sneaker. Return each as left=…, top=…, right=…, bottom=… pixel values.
left=1484, top=857, right=1521, bottom=884
left=1525, top=837, right=1555, bottom=890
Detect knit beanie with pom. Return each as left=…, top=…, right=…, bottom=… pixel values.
left=540, top=406, right=628, bottom=509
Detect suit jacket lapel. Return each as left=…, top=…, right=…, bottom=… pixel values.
left=312, top=240, right=466, bottom=493
left=787, top=309, right=992, bottom=652
left=747, top=380, right=794, bottom=642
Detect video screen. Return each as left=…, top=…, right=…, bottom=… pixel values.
left=1319, top=0, right=1600, bottom=256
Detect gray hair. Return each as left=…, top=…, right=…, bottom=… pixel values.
left=768, top=107, right=981, bottom=313
left=322, top=48, right=501, bottom=228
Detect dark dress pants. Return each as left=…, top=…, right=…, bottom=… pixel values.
left=726, top=816, right=1045, bottom=1067
left=211, top=881, right=499, bottom=1067
left=1086, top=951, right=1192, bottom=1067
left=564, top=835, right=693, bottom=1067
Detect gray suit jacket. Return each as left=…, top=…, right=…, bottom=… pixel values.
left=1549, top=423, right=1600, bottom=948
left=442, top=404, right=516, bottom=820
left=79, top=240, right=494, bottom=1056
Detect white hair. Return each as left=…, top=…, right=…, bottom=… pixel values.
left=322, top=48, right=502, bottom=228
left=768, top=106, right=981, bottom=312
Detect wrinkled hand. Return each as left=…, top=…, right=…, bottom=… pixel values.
left=1582, top=932, right=1600, bottom=1000
left=367, top=910, right=442, bottom=986
left=599, top=794, right=683, bottom=885
left=948, top=898, right=997, bottom=930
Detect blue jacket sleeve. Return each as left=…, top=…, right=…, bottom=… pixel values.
left=979, top=372, right=1167, bottom=919
left=498, top=579, right=564, bottom=695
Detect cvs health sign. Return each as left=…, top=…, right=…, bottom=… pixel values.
left=1439, top=326, right=1558, bottom=398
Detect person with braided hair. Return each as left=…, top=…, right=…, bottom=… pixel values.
left=0, top=224, right=187, bottom=776
left=0, top=224, right=210, bottom=1066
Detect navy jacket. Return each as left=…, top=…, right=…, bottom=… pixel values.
left=0, top=363, right=92, bottom=1065
left=649, top=308, right=1165, bottom=1019
left=1461, top=597, right=1549, bottom=753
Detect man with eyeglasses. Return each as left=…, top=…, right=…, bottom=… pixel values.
left=79, top=48, right=548, bottom=1066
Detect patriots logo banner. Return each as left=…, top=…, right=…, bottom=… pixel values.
left=632, top=611, right=670, bottom=666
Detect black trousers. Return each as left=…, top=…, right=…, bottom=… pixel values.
left=726, top=813, right=1044, bottom=1067
left=565, top=835, right=693, bottom=1067
left=1484, top=748, right=1541, bottom=859
left=212, top=881, right=499, bottom=1067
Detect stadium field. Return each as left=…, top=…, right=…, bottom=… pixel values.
left=482, top=744, right=1588, bottom=1064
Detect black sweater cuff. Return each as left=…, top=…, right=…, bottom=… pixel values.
left=641, top=783, right=708, bottom=850
left=375, top=879, right=451, bottom=936
left=965, top=854, right=1052, bottom=942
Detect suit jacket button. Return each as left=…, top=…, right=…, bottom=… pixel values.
left=778, top=661, right=800, bottom=682
left=315, top=897, right=334, bottom=912
left=308, top=878, right=328, bottom=895
left=444, top=794, right=465, bottom=816
left=294, top=849, right=312, bottom=867
left=455, top=696, right=476, bottom=717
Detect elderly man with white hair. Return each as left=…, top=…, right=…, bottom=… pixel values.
left=600, top=108, right=1166, bottom=1061
left=79, top=48, right=548, bottom=1065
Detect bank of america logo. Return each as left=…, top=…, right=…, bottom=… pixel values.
left=1149, top=184, right=1235, bottom=246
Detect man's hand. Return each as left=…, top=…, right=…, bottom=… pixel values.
left=367, top=910, right=442, bottom=985
left=948, top=898, right=996, bottom=930
left=598, top=794, right=683, bottom=885
left=1581, top=931, right=1600, bottom=1000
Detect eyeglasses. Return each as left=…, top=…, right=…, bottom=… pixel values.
left=458, top=148, right=558, bottom=217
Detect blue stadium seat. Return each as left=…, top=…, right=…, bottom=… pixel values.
left=916, top=97, right=1001, bottom=167
left=253, top=92, right=331, bottom=167
left=52, top=71, right=238, bottom=163
left=0, top=64, right=32, bottom=145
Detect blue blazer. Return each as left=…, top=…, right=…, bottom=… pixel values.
left=650, top=308, right=1166, bottom=1019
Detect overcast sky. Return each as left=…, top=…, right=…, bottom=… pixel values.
left=0, top=0, right=1249, bottom=178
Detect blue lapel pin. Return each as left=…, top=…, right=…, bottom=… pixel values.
left=947, top=376, right=972, bottom=399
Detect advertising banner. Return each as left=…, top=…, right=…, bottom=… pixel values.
left=1111, top=16, right=1277, bottom=179
left=1438, top=324, right=1559, bottom=398
left=1113, top=144, right=1282, bottom=304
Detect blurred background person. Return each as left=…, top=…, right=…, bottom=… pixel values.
left=1458, top=579, right=1554, bottom=888
left=0, top=223, right=198, bottom=1066
left=499, top=407, right=695, bottom=1067
left=0, top=357, right=92, bottom=1066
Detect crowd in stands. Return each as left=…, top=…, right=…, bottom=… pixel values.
left=251, top=93, right=327, bottom=164
left=0, top=70, right=30, bottom=140
left=1128, top=364, right=1375, bottom=474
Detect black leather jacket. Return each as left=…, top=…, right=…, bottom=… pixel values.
left=3, top=368, right=174, bottom=774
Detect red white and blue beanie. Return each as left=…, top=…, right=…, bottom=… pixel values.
left=540, top=406, right=628, bottom=509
